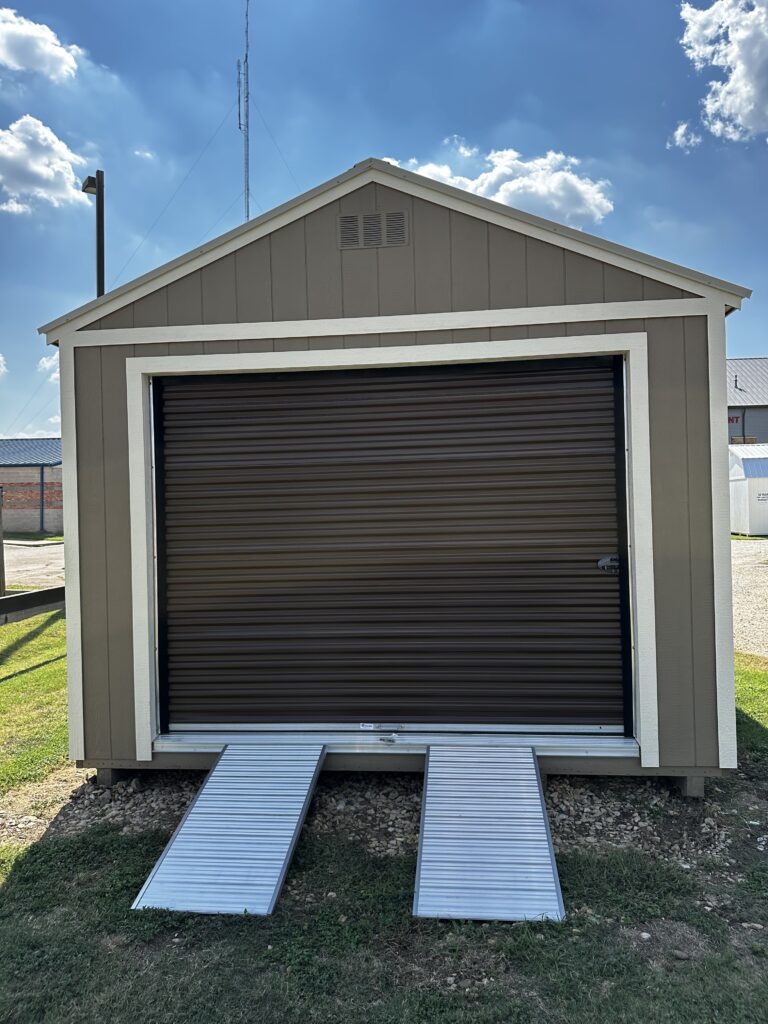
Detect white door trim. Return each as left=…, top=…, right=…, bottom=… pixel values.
left=124, top=332, right=660, bottom=765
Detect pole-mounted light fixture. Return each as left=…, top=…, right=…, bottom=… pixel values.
left=81, top=169, right=105, bottom=297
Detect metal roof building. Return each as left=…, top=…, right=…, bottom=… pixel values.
left=0, top=437, right=62, bottom=467
left=727, top=358, right=768, bottom=443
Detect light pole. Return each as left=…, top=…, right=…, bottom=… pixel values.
left=81, top=169, right=105, bottom=297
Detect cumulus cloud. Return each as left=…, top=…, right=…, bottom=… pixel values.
left=0, top=115, right=87, bottom=214
left=133, top=148, right=156, bottom=160
left=38, top=351, right=59, bottom=382
left=667, top=120, right=704, bottom=151
left=48, top=414, right=61, bottom=425
left=386, top=138, right=613, bottom=226
left=0, top=7, right=81, bottom=82
left=0, top=353, right=7, bottom=377
left=680, top=0, right=768, bottom=141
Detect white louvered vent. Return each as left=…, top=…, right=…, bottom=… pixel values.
left=338, top=211, right=409, bottom=250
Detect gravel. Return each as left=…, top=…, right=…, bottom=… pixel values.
left=731, top=537, right=768, bottom=657
left=13, top=768, right=741, bottom=869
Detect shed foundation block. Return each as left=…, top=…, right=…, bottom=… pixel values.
left=675, top=775, right=706, bottom=799
left=95, top=767, right=130, bottom=788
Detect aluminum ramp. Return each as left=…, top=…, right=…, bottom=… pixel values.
left=414, top=746, right=564, bottom=921
left=133, top=743, right=325, bottom=914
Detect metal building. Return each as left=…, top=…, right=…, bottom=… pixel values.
left=38, top=159, right=751, bottom=917
left=727, top=357, right=768, bottom=443
left=0, top=437, right=63, bottom=533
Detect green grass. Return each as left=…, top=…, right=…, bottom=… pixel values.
left=2, top=533, right=63, bottom=543
left=734, top=652, right=768, bottom=760
left=0, top=610, right=67, bottom=795
left=0, top=827, right=765, bottom=1024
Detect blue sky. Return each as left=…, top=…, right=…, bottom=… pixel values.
left=0, top=0, right=766, bottom=436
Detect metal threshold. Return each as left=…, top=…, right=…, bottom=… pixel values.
left=155, top=730, right=639, bottom=759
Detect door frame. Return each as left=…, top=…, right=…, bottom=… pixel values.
left=126, top=331, right=659, bottom=764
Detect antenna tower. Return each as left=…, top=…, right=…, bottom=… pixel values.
left=237, top=1, right=251, bottom=221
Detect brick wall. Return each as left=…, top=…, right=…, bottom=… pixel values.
left=0, top=465, right=63, bottom=532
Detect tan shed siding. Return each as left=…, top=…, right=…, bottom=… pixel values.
left=683, top=316, right=718, bottom=764
left=167, top=271, right=202, bottom=325
left=100, top=344, right=137, bottom=758
left=74, top=314, right=719, bottom=767
left=74, top=346, right=111, bottom=760
left=235, top=239, right=272, bottom=322
left=79, top=187, right=699, bottom=332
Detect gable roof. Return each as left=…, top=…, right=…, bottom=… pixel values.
left=727, top=358, right=768, bottom=407
left=0, top=437, right=62, bottom=467
left=39, top=157, right=751, bottom=341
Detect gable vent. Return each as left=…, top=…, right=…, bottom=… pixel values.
left=338, top=211, right=409, bottom=250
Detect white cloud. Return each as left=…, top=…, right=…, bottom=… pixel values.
left=38, top=351, right=59, bottom=382
left=680, top=0, right=768, bottom=141
left=0, top=428, right=58, bottom=439
left=133, top=148, right=156, bottom=161
left=0, top=115, right=87, bottom=214
left=0, top=352, right=7, bottom=377
left=0, top=7, right=81, bottom=82
left=386, top=137, right=613, bottom=226
left=667, top=120, right=704, bottom=151
left=48, top=414, right=61, bottom=424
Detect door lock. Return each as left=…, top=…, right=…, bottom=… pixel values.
left=597, top=554, right=620, bottom=575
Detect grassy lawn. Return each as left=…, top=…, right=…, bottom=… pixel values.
left=2, top=533, right=63, bottom=543
left=0, top=624, right=767, bottom=1022
left=0, top=611, right=67, bottom=795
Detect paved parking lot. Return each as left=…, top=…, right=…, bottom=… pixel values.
left=2, top=540, right=65, bottom=589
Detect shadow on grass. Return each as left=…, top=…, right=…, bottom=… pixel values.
left=1, top=654, right=66, bottom=685
left=0, top=609, right=64, bottom=670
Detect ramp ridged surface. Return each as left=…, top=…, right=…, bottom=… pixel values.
left=414, top=746, right=564, bottom=921
left=133, top=744, right=325, bottom=914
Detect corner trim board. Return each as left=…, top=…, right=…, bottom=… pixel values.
left=707, top=304, right=738, bottom=768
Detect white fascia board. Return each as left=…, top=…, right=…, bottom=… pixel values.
left=68, top=297, right=710, bottom=348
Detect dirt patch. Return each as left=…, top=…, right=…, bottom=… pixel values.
left=620, top=920, right=713, bottom=964
left=0, top=764, right=91, bottom=844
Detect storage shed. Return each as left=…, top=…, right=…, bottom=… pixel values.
left=38, top=158, right=752, bottom=917
left=729, top=444, right=768, bottom=536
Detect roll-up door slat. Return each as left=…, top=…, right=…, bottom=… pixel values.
left=155, top=357, right=628, bottom=727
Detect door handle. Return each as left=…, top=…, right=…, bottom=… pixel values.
left=597, top=554, right=620, bottom=575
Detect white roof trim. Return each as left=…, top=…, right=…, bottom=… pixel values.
left=39, top=157, right=751, bottom=340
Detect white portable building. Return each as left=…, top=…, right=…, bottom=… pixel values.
left=729, top=444, right=768, bottom=536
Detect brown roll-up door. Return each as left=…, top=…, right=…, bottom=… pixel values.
left=154, top=356, right=630, bottom=729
